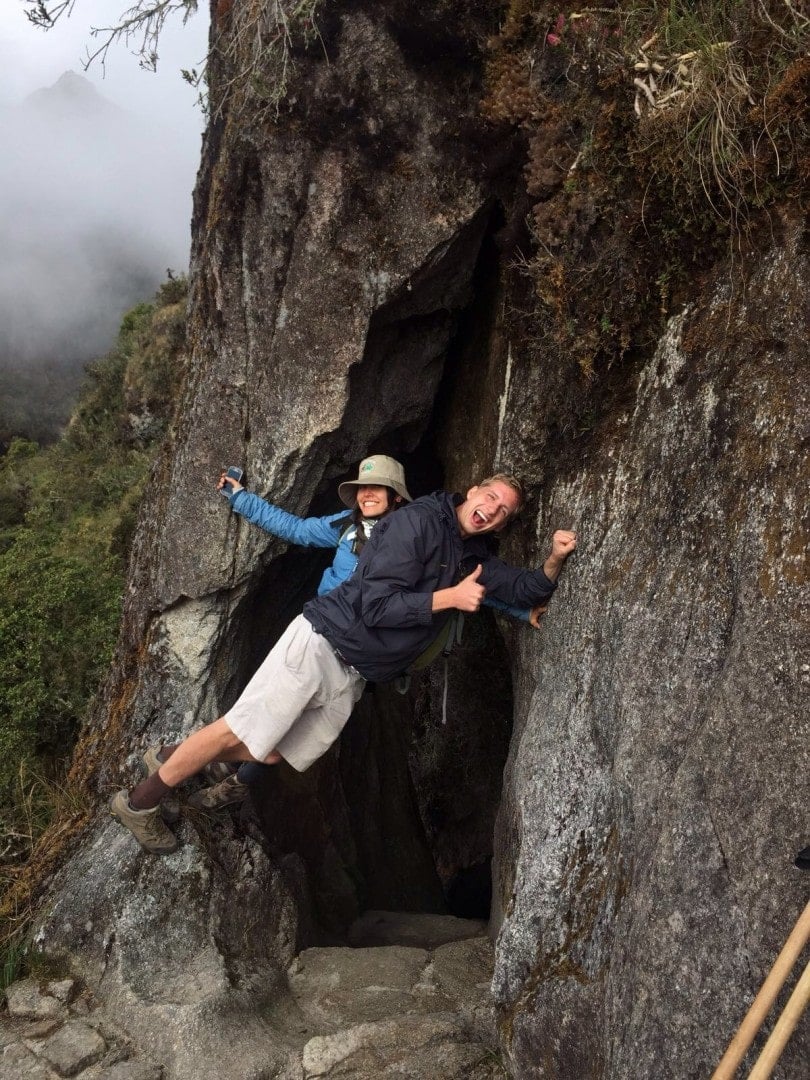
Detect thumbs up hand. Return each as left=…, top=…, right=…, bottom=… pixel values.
left=452, top=564, right=486, bottom=612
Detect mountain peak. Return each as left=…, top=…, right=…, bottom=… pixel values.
left=52, top=70, right=97, bottom=96
left=23, top=70, right=119, bottom=118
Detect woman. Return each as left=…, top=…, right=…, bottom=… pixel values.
left=219, top=453, right=411, bottom=594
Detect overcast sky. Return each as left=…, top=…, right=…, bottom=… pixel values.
left=0, top=2, right=212, bottom=438
left=0, top=1, right=209, bottom=129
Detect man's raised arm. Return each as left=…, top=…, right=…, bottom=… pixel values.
left=436, top=532, right=578, bottom=615
left=479, top=529, right=577, bottom=609
left=543, top=529, right=577, bottom=582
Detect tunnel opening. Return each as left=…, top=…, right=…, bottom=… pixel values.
left=221, top=204, right=516, bottom=940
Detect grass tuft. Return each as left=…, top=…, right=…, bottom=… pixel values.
left=482, top=0, right=808, bottom=386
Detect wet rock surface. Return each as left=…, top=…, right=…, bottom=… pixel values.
left=490, top=221, right=809, bottom=1078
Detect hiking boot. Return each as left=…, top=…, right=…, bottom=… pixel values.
left=142, top=746, right=181, bottom=824
left=187, top=773, right=250, bottom=811
left=110, top=790, right=178, bottom=855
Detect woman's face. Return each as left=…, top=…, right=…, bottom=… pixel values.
left=355, top=485, right=392, bottom=518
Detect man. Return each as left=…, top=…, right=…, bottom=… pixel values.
left=110, top=474, right=576, bottom=854
left=192, top=458, right=542, bottom=813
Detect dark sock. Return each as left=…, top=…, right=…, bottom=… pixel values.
left=130, top=771, right=173, bottom=810
left=237, top=762, right=270, bottom=785
left=157, top=744, right=178, bottom=763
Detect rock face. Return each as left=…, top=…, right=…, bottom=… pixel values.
left=34, top=3, right=507, bottom=1075
left=490, top=219, right=809, bottom=1078
left=30, top=3, right=808, bottom=1079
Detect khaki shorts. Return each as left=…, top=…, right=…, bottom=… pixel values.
left=223, top=614, right=365, bottom=772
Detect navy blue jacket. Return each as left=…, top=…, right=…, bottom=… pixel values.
left=304, top=491, right=557, bottom=682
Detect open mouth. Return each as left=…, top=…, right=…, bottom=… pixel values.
left=472, top=509, right=489, bottom=527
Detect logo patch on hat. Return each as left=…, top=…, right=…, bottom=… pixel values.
left=361, top=460, right=375, bottom=472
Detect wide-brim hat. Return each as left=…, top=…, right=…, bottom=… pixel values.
left=338, top=455, right=412, bottom=508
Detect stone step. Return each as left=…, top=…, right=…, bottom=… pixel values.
left=1, top=918, right=498, bottom=1078
left=301, top=1013, right=502, bottom=1079
left=347, top=909, right=488, bottom=949
left=291, top=930, right=500, bottom=1078
left=1, top=978, right=162, bottom=1080
left=288, top=931, right=496, bottom=1041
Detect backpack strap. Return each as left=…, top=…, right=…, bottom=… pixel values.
left=332, top=513, right=355, bottom=543
left=393, top=611, right=466, bottom=704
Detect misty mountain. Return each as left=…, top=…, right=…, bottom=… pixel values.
left=0, top=71, right=197, bottom=443
left=21, top=68, right=121, bottom=120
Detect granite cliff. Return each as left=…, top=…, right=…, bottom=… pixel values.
left=18, top=2, right=808, bottom=1078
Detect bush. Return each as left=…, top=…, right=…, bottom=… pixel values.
left=0, top=528, right=122, bottom=793
left=0, top=275, right=188, bottom=882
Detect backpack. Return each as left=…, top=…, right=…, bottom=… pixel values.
left=405, top=611, right=465, bottom=672
left=394, top=612, right=465, bottom=722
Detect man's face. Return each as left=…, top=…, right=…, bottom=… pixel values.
left=456, top=481, right=520, bottom=537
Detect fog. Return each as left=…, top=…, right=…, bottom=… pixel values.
left=0, top=4, right=208, bottom=442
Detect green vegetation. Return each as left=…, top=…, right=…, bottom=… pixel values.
left=484, top=1, right=808, bottom=381
left=0, top=276, right=187, bottom=920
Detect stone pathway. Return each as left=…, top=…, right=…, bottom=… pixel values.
left=1, top=976, right=161, bottom=1079
left=2, top=913, right=503, bottom=1078
left=290, top=912, right=500, bottom=1077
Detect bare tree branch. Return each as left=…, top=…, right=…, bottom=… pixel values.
left=23, top=1, right=199, bottom=73
left=22, top=1, right=326, bottom=117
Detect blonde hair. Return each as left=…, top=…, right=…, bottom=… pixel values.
left=477, top=473, right=525, bottom=512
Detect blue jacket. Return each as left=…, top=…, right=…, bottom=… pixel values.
left=304, top=491, right=557, bottom=682
left=228, top=489, right=356, bottom=595
left=228, top=488, right=533, bottom=619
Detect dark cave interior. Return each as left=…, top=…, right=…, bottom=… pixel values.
left=213, top=206, right=517, bottom=940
